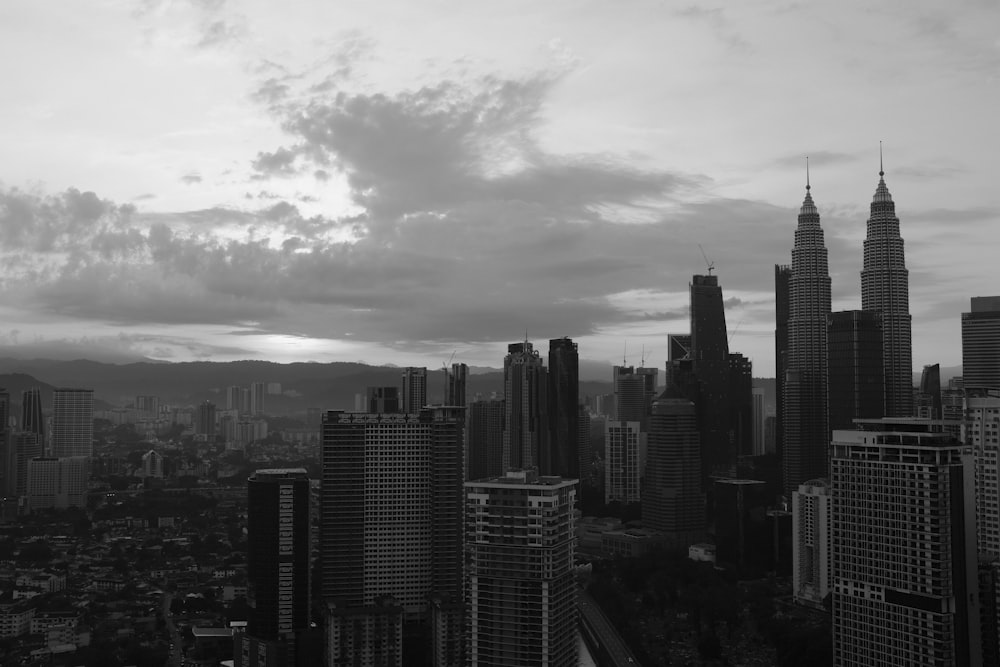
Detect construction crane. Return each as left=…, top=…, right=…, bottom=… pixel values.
left=698, top=244, right=715, bottom=275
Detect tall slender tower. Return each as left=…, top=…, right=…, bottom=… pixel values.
left=401, top=367, right=428, bottom=413
left=690, top=274, right=733, bottom=475
left=445, top=362, right=468, bottom=407
left=503, top=342, right=547, bottom=471
left=782, top=169, right=831, bottom=498
left=774, top=265, right=791, bottom=467
left=861, top=149, right=912, bottom=417
left=21, top=389, right=44, bottom=438
left=547, top=337, right=579, bottom=478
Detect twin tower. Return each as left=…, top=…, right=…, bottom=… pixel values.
left=776, top=155, right=912, bottom=497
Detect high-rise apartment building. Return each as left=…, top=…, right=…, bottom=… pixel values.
left=827, top=310, right=883, bottom=432
left=226, top=386, right=242, bottom=412
left=830, top=420, right=981, bottom=666
left=134, top=395, right=159, bottom=420
left=729, top=353, right=754, bottom=457
left=967, top=393, right=1000, bottom=558
left=642, top=390, right=704, bottom=547
left=465, top=470, right=577, bottom=667
left=503, top=342, right=547, bottom=471
left=962, top=296, right=1000, bottom=392
left=321, top=408, right=464, bottom=665
left=775, top=265, right=791, bottom=468
left=401, top=367, right=427, bottom=413
left=238, top=468, right=311, bottom=667
left=366, top=386, right=401, bottom=413
left=10, top=432, right=42, bottom=496
left=578, top=405, right=592, bottom=487
left=467, top=398, right=504, bottom=481
left=51, top=389, right=94, bottom=458
left=861, top=159, right=912, bottom=417
left=446, top=362, right=468, bottom=407
left=792, top=478, right=831, bottom=609
left=250, top=382, right=266, bottom=417
left=547, top=337, right=579, bottom=478
left=782, top=177, right=831, bottom=498
left=21, top=388, right=44, bottom=438
left=752, top=387, right=766, bottom=456
left=604, top=421, right=640, bottom=504
left=196, top=401, right=216, bottom=438
left=26, top=456, right=88, bottom=510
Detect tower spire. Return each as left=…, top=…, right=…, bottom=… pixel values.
left=806, top=155, right=810, bottom=191
left=879, top=141, right=884, bottom=177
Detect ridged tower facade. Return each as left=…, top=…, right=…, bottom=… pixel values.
left=861, top=155, right=912, bottom=417
left=782, top=174, right=831, bottom=498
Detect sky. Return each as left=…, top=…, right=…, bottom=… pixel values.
left=0, top=0, right=997, bottom=378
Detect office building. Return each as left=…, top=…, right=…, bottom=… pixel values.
left=729, top=353, right=754, bottom=458
left=134, top=395, right=159, bottom=420
left=578, top=405, right=592, bottom=486
left=467, top=398, right=504, bottom=481
left=714, top=479, right=769, bottom=572
left=752, top=387, right=766, bottom=456
left=916, top=363, right=942, bottom=420
left=26, top=456, right=88, bottom=511
left=830, top=420, right=980, bottom=666
left=967, top=393, right=1000, bottom=558
left=11, top=432, right=42, bottom=496
left=690, top=274, right=733, bottom=475
left=365, top=386, right=401, bottom=413
left=21, top=389, right=44, bottom=439
left=775, top=264, right=791, bottom=469
left=642, top=390, right=704, bottom=547
left=401, top=367, right=427, bottom=413
left=792, top=478, right=831, bottom=609
left=604, top=421, right=641, bottom=504
left=547, top=337, right=579, bottom=478
left=503, top=342, right=547, bottom=471
left=962, top=296, right=1000, bottom=392
left=827, top=310, right=883, bottom=432
left=613, top=365, right=657, bottom=428
left=237, top=468, right=310, bottom=667
left=321, top=408, right=464, bottom=665
left=250, top=382, right=266, bottom=416
left=196, top=401, right=216, bottom=439
left=465, top=470, right=577, bottom=667
left=226, top=386, right=242, bottom=412
left=782, top=176, right=831, bottom=497
left=860, top=159, right=913, bottom=417
left=51, top=389, right=94, bottom=458
left=446, top=362, right=468, bottom=407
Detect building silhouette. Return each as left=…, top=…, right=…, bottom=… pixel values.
left=642, top=390, right=704, bottom=548
left=321, top=408, right=464, bottom=665
left=781, top=177, right=831, bottom=498
left=604, top=421, right=640, bottom=504
left=365, top=386, right=401, bottom=413
left=729, top=353, right=754, bottom=457
left=401, top=367, right=427, bottom=413
left=916, top=363, right=942, bottom=419
left=250, top=382, right=266, bottom=417
left=962, top=296, right=1000, bottom=392
left=827, top=310, right=883, bottom=432
left=752, top=387, right=766, bottom=456
left=445, top=362, right=468, bottom=407
left=21, top=388, right=44, bottom=439
left=196, top=400, right=216, bottom=439
left=503, top=342, right=547, bottom=471
left=861, top=158, right=913, bottom=417
left=690, top=274, right=733, bottom=475
left=774, top=264, right=792, bottom=471
left=467, top=398, right=503, bottom=481
left=238, top=468, right=310, bottom=667
left=830, top=420, right=980, bottom=666
left=547, top=337, right=579, bottom=478
left=51, top=389, right=94, bottom=458
left=465, top=470, right=577, bottom=667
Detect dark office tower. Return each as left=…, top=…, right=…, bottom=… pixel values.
left=690, top=274, right=733, bottom=474
left=12, top=433, right=42, bottom=497
left=547, top=337, right=579, bottom=478
left=401, top=367, right=427, bottom=413
left=831, top=420, right=981, bottom=665
left=774, top=265, right=791, bottom=466
left=962, top=296, right=1000, bottom=392
left=613, top=366, right=657, bottom=429
left=21, top=389, right=44, bottom=438
left=196, top=401, right=216, bottom=438
left=861, top=157, right=913, bottom=417
left=445, top=362, right=468, bottom=407
left=728, top=353, right=754, bottom=457
left=782, top=177, right=831, bottom=498
left=0, top=390, right=9, bottom=496
left=238, top=468, right=310, bottom=667
left=51, top=388, right=94, bottom=458
left=250, top=382, right=266, bottom=417
left=467, top=399, right=504, bottom=481
left=577, top=405, right=592, bottom=486
left=827, top=310, right=884, bottom=432
left=321, top=408, right=465, bottom=665
left=642, top=390, right=705, bottom=548
left=503, top=342, right=547, bottom=471
left=366, top=386, right=401, bottom=413
left=916, top=363, right=942, bottom=419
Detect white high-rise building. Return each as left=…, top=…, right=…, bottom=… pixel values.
left=604, top=421, right=641, bottom=504
left=465, top=470, right=577, bottom=667
left=792, top=478, right=830, bottom=609
left=401, top=367, right=427, bottom=413
left=967, top=392, right=1000, bottom=557
left=26, top=457, right=88, bottom=510
left=831, top=420, right=981, bottom=666
left=51, top=389, right=93, bottom=458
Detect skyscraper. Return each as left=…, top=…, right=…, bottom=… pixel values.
left=728, top=353, right=754, bottom=457
left=861, top=155, right=912, bottom=417
left=321, top=407, right=464, bottom=664
left=196, top=400, right=216, bottom=439
left=827, top=310, right=883, bottom=432
left=916, top=363, right=942, bottom=419
left=21, top=388, right=44, bottom=439
left=446, top=362, right=468, bottom=407
left=792, top=478, right=831, bottom=609
left=467, top=398, right=504, bottom=481
left=250, top=382, right=266, bottom=416
left=782, top=176, right=831, bottom=497
left=604, top=421, right=640, bottom=504
left=774, top=264, right=791, bottom=468
left=465, top=470, right=577, bottom=667
left=613, top=365, right=658, bottom=429
left=642, top=390, right=704, bottom=548
left=238, top=468, right=310, bottom=667
left=831, top=420, right=981, bottom=666
left=752, top=387, right=766, bottom=456
left=401, top=367, right=427, bottom=413
left=962, top=296, right=1000, bottom=392
left=51, top=389, right=94, bottom=458
left=503, top=342, right=547, bottom=472
left=547, top=337, right=579, bottom=478
left=366, top=386, right=401, bottom=413
left=967, top=393, right=1000, bottom=558
left=690, top=274, right=733, bottom=474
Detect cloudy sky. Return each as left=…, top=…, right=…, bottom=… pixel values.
left=1, top=0, right=997, bottom=376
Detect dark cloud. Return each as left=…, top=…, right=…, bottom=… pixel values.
left=180, top=172, right=203, bottom=184
left=251, top=147, right=300, bottom=178
left=133, top=193, right=157, bottom=201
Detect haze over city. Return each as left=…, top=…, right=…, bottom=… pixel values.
left=1, top=0, right=997, bottom=374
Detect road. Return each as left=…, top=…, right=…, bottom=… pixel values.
left=162, top=591, right=182, bottom=666
left=578, top=588, right=642, bottom=667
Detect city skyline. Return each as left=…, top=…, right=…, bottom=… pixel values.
left=1, top=1, right=997, bottom=374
